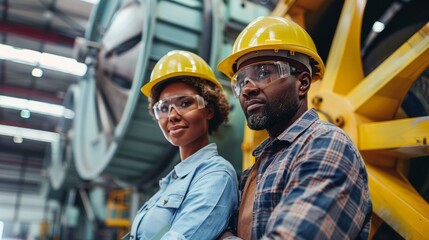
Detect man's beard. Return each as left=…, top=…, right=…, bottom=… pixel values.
left=246, top=97, right=299, bottom=130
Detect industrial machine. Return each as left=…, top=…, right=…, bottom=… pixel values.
left=45, top=0, right=428, bottom=239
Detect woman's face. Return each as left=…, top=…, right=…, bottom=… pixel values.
left=156, top=81, right=213, bottom=152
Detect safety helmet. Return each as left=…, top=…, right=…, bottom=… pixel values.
left=218, top=16, right=325, bottom=81
left=141, top=50, right=222, bottom=97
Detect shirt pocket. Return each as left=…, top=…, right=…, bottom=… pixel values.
left=156, top=192, right=185, bottom=209
left=153, top=192, right=185, bottom=227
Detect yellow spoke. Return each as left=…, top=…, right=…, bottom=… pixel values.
left=359, top=117, right=429, bottom=158
left=270, top=0, right=295, bottom=17
left=367, top=164, right=429, bottom=239
left=321, top=0, right=365, bottom=94
left=347, top=23, right=429, bottom=120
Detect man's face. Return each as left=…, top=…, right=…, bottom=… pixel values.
left=236, top=60, right=302, bottom=131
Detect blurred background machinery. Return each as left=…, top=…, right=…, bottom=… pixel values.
left=0, top=0, right=428, bottom=239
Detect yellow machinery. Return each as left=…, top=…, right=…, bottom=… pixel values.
left=105, top=189, right=131, bottom=240
left=242, top=0, right=429, bottom=239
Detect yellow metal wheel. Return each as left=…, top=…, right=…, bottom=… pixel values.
left=242, top=0, right=429, bottom=238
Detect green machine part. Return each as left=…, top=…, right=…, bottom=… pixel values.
left=70, top=0, right=270, bottom=187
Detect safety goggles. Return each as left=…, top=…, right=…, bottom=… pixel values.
left=231, top=61, right=301, bottom=97
left=152, top=94, right=207, bottom=120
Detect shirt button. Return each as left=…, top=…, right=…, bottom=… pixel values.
left=173, top=172, right=178, bottom=179
left=163, top=199, right=168, bottom=205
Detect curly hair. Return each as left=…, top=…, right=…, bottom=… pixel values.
left=148, top=77, right=230, bottom=135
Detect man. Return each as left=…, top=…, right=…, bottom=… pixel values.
left=217, top=16, right=372, bottom=239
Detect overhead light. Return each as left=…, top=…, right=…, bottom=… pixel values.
left=20, top=109, right=31, bottom=119
left=0, top=43, right=87, bottom=76
left=372, top=21, right=385, bottom=33
left=13, top=135, right=24, bottom=144
left=0, top=124, right=59, bottom=143
left=0, top=95, right=74, bottom=119
left=43, top=10, right=54, bottom=20
left=32, top=67, right=44, bottom=77
left=81, top=0, right=99, bottom=4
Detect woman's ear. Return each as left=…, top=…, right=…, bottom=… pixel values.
left=206, top=104, right=215, bottom=120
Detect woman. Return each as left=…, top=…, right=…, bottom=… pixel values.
left=129, top=50, right=238, bottom=240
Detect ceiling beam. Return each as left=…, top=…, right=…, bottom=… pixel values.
left=0, top=21, right=75, bottom=46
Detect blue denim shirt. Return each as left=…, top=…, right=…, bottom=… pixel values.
left=130, top=143, right=239, bottom=240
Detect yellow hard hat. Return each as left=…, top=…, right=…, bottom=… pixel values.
left=141, top=50, right=222, bottom=97
left=218, top=16, right=325, bottom=81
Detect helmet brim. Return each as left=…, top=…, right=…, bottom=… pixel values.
left=141, top=72, right=222, bottom=97
left=218, top=44, right=325, bottom=81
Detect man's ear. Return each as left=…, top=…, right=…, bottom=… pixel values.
left=298, top=72, right=311, bottom=95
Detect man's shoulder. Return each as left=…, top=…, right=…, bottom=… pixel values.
left=298, top=118, right=363, bottom=165
left=310, top=118, right=351, bottom=139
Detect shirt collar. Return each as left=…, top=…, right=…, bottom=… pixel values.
left=173, top=143, right=218, bottom=178
left=277, top=108, right=319, bottom=142
left=253, top=108, right=319, bottom=156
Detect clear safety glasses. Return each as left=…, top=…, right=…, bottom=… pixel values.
left=231, top=61, right=301, bottom=97
left=152, top=95, right=207, bottom=120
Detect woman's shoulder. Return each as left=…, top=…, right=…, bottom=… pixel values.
left=196, top=155, right=237, bottom=177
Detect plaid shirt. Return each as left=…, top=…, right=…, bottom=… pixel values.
left=239, top=109, right=372, bottom=239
